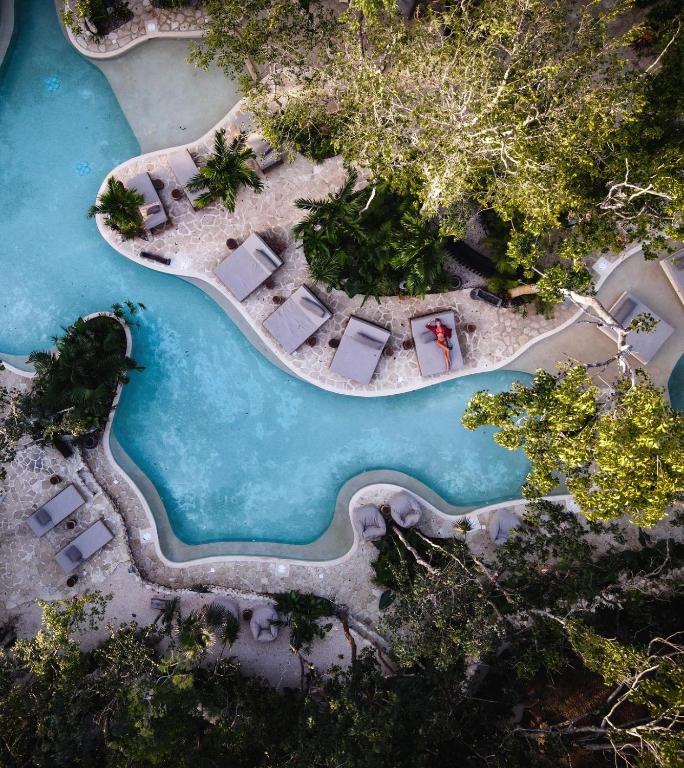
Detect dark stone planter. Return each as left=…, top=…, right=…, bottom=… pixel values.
left=226, top=238, right=239, bottom=250
left=171, top=188, right=183, bottom=200
left=306, top=336, right=317, bottom=347
left=66, top=520, right=77, bottom=531
left=264, top=277, right=275, bottom=290
left=464, top=322, right=477, bottom=333
left=49, top=474, right=62, bottom=485
left=383, top=346, right=394, bottom=357
left=450, top=274, right=463, bottom=290
left=329, top=338, right=340, bottom=349
left=402, top=339, right=414, bottom=350
left=152, top=178, right=164, bottom=191
left=66, top=575, right=78, bottom=588
left=273, top=295, right=284, bottom=305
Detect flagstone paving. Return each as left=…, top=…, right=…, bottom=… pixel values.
left=98, top=102, right=577, bottom=395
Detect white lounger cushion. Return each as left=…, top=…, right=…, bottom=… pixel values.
left=353, top=504, right=387, bottom=540
left=389, top=491, right=422, bottom=528
left=263, top=285, right=332, bottom=354
left=214, top=234, right=283, bottom=301
left=488, top=508, right=521, bottom=547
left=54, top=519, right=114, bottom=574
left=250, top=605, right=279, bottom=642
left=126, top=172, right=167, bottom=231
left=410, top=312, right=464, bottom=376
left=26, top=484, right=86, bottom=537
left=330, top=316, right=390, bottom=384
left=600, top=291, right=674, bottom=365
left=168, top=149, right=203, bottom=207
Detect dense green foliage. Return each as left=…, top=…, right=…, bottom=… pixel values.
left=198, top=0, right=684, bottom=301
left=186, top=129, right=264, bottom=212
left=88, top=176, right=144, bottom=240
left=26, top=311, right=142, bottom=440
left=0, top=374, right=26, bottom=482
left=462, top=365, right=684, bottom=527
left=293, top=169, right=450, bottom=298
left=2, top=504, right=682, bottom=767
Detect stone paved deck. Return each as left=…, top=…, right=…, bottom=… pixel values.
left=97, top=102, right=576, bottom=395
left=64, top=0, right=206, bottom=57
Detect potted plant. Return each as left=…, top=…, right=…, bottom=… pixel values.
left=186, top=129, right=264, bottom=212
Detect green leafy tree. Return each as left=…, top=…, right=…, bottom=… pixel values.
left=186, top=129, right=264, bottom=212
left=27, top=313, right=142, bottom=440
left=518, top=619, right=684, bottom=767
left=88, top=176, right=144, bottom=240
left=462, top=365, right=684, bottom=527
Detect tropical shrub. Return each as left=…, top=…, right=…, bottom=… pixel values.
left=186, top=129, right=264, bottom=212
left=88, top=176, right=143, bottom=240
left=26, top=310, right=142, bottom=440
left=293, top=169, right=450, bottom=298
left=63, top=0, right=133, bottom=39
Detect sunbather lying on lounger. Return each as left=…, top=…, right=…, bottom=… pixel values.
left=426, top=318, right=452, bottom=370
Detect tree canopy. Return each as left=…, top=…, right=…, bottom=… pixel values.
left=198, top=0, right=684, bottom=299
left=462, top=365, right=684, bottom=527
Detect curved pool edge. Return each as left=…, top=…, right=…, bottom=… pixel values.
left=0, top=0, right=15, bottom=68
left=92, top=97, right=648, bottom=398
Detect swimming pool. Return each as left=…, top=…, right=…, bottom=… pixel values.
left=0, top=0, right=530, bottom=554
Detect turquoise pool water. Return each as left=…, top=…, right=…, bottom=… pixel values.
left=0, top=0, right=530, bottom=547
left=668, top=355, right=684, bottom=412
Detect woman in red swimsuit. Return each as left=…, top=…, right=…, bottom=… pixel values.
left=426, top=318, right=452, bottom=370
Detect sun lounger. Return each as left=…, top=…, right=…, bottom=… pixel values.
left=263, top=285, right=332, bottom=354
left=410, top=311, right=464, bottom=376
left=661, top=249, right=684, bottom=307
left=249, top=605, right=279, bottom=642
left=353, top=504, right=387, bottom=540
left=600, top=291, right=674, bottom=365
left=54, top=519, right=114, bottom=574
left=245, top=133, right=285, bottom=173
left=214, top=233, right=283, bottom=301
left=167, top=149, right=204, bottom=207
left=126, top=172, right=167, bottom=231
left=26, top=484, right=86, bottom=537
left=488, top=508, right=521, bottom=547
left=389, top=490, right=422, bottom=528
left=330, top=316, right=390, bottom=384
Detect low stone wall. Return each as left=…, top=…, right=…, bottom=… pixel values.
left=63, top=0, right=206, bottom=58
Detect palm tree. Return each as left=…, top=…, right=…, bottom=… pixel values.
left=88, top=176, right=143, bottom=240
left=186, top=129, right=264, bottom=212
left=203, top=602, right=240, bottom=670
left=173, top=610, right=217, bottom=667
left=293, top=168, right=368, bottom=292
left=390, top=210, right=449, bottom=297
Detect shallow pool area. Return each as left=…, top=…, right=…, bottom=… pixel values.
left=1, top=0, right=530, bottom=552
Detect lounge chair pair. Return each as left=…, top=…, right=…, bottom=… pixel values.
left=126, top=172, right=168, bottom=231
left=25, top=484, right=114, bottom=574
left=599, top=291, right=674, bottom=364
left=264, top=289, right=392, bottom=384
left=353, top=491, right=423, bottom=541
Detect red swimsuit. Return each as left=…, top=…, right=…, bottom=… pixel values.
left=426, top=322, right=452, bottom=340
